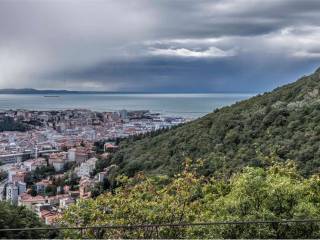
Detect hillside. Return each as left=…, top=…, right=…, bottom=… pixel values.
left=0, top=88, right=163, bottom=94
left=110, top=68, right=320, bottom=177
left=0, top=88, right=78, bottom=94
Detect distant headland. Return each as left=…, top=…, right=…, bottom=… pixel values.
left=0, top=88, right=257, bottom=95
left=0, top=88, right=124, bottom=94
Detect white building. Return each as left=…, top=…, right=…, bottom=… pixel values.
left=6, top=183, right=19, bottom=204
left=8, top=168, right=19, bottom=182
left=77, top=157, right=98, bottom=177
left=67, top=148, right=88, bottom=164
left=23, top=158, right=47, bottom=171
left=59, top=197, right=75, bottom=209
left=67, top=148, right=76, bottom=162
left=52, top=159, right=65, bottom=172
left=35, top=180, right=51, bottom=194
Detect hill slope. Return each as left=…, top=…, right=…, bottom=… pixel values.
left=111, top=68, right=320, bottom=177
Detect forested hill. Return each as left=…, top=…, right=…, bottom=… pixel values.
left=111, top=68, right=320, bottom=177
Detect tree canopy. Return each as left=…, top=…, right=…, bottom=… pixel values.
left=61, top=161, right=320, bottom=238
left=0, top=201, right=56, bottom=239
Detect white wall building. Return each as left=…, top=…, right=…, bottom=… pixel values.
left=77, top=157, right=97, bottom=177
left=23, top=158, right=47, bottom=171
left=6, top=183, right=19, bottom=204
left=67, top=148, right=76, bottom=162
left=59, top=197, right=75, bottom=209
left=52, top=159, right=65, bottom=172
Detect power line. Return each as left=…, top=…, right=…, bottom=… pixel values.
left=0, top=219, right=319, bottom=232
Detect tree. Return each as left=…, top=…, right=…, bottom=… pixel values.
left=30, top=185, right=37, bottom=196
left=0, top=201, right=57, bottom=239
left=61, top=161, right=204, bottom=238
left=61, top=161, right=320, bottom=238
left=197, top=161, right=320, bottom=239
left=64, top=172, right=80, bottom=190
left=25, top=166, right=55, bottom=187
left=0, top=170, right=8, bottom=181
left=44, top=185, right=57, bottom=196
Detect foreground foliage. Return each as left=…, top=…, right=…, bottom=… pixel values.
left=0, top=201, right=55, bottom=239
left=110, top=68, right=320, bottom=177
left=61, top=161, right=320, bottom=238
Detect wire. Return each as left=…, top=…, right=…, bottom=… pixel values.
left=0, top=219, right=319, bottom=232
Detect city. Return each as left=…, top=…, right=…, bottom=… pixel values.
left=0, top=109, right=189, bottom=224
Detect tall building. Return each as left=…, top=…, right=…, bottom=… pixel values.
left=6, top=181, right=27, bottom=204
left=119, top=109, right=128, bottom=120
left=17, top=181, right=27, bottom=195
left=68, top=148, right=76, bottom=162
left=67, top=148, right=89, bottom=164
left=6, top=183, right=19, bottom=204
left=77, top=158, right=98, bottom=177
left=51, top=158, right=65, bottom=172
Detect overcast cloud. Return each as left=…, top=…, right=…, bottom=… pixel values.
left=1, top=0, right=320, bottom=92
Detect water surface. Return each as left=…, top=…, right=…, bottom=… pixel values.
left=0, top=93, right=254, bottom=118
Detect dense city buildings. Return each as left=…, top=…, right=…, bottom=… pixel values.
left=0, top=108, right=188, bottom=225
left=0, top=109, right=187, bottom=162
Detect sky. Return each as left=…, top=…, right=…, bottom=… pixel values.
left=1, top=0, right=320, bottom=93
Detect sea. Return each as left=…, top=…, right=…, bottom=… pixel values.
left=0, top=93, right=254, bottom=119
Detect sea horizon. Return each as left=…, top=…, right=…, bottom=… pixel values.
left=0, top=93, right=255, bottom=118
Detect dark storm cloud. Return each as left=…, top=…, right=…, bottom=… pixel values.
left=46, top=54, right=320, bottom=93
left=149, top=0, right=320, bottom=38
left=0, top=0, right=320, bottom=92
